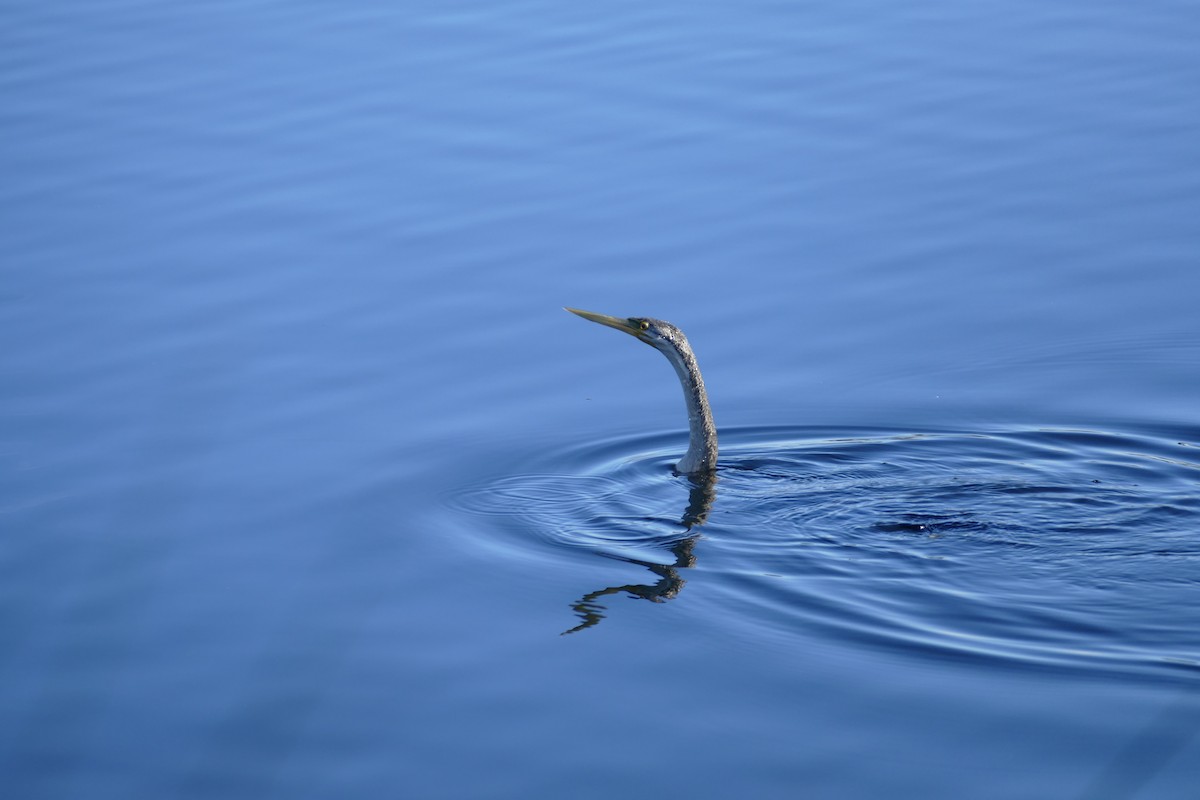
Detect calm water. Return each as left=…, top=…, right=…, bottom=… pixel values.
left=3, top=2, right=1199, bottom=798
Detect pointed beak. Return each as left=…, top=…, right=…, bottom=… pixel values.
left=565, top=307, right=643, bottom=339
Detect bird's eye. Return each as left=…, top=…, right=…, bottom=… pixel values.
left=639, top=321, right=650, bottom=331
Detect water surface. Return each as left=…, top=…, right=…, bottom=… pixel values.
left=2, top=1, right=1199, bottom=798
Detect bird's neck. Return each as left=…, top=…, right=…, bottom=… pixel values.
left=663, top=343, right=717, bottom=474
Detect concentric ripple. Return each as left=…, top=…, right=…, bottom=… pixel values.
left=452, top=423, right=1200, bottom=676
left=452, top=431, right=699, bottom=565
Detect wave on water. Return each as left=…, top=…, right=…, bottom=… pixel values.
left=452, top=422, right=1200, bottom=677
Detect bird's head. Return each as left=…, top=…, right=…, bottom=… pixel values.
left=565, top=306, right=716, bottom=475
left=565, top=307, right=689, bottom=356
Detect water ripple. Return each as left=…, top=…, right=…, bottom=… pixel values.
left=452, top=422, right=1200, bottom=676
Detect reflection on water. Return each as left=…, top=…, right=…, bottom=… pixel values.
left=563, top=471, right=715, bottom=634
left=563, top=537, right=697, bottom=635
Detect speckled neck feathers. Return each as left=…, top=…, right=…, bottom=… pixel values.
left=644, top=320, right=717, bottom=474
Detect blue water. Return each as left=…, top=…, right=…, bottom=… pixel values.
left=3, top=2, right=1199, bottom=798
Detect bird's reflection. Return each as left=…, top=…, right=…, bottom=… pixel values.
left=562, top=471, right=717, bottom=634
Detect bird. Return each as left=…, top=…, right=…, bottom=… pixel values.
left=566, top=308, right=717, bottom=475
